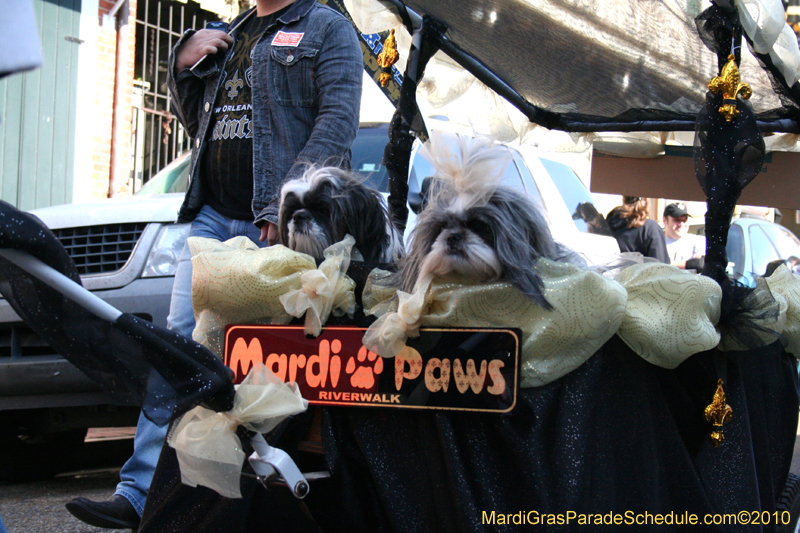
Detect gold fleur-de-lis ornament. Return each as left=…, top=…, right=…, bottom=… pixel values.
left=704, top=379, right=733, bottom=447
left=377, top=29, right=399, bottom=87
left=708, top=54, right=752, bottom=122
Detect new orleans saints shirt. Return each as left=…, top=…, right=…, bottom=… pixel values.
left=201, top=9, right=286, bottom=220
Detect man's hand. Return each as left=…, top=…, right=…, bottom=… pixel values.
left=174, top=29, right=233, bottom=72
left=260, top=222, right=278, bottom=245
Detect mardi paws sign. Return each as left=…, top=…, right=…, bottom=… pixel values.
left=224, top=326, right=519, bottom=413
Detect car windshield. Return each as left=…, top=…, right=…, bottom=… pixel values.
left=760, top=222, right=800, bottom=260
left=134, top=125, right=390, bottom=197
left=351, top=123, right=389, bottom=192
left=135, top=154, right=191, bottom=195
left=749, top=224, right=782, bottom=276
left=408, top=138, right=538, bottom=212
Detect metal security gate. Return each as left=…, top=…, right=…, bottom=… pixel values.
left=0, top=0, right=81, bottom=210
left=131, top=0, right=218, bottom=190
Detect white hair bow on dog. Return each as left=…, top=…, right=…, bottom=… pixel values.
left=363, top=274, right=433, bottom=357
left=420, top=131, right=511, bottom=212
left=280, top=234, right=357, bottom=337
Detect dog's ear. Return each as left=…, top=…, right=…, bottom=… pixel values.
left=330, top=183, right=392, bottom=262
left=277, top=198, right=291, bottom=246
left=490, top=222, right=551, bottom=310
left=488, top=190, right=557, bottom=309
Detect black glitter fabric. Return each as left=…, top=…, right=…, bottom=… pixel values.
left=0, top=200, right=234, bottom=424
left=694, top=85, right=765, bottom=284
left=139, top=336, right=798, bottom=533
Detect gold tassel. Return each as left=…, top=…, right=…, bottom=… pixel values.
left=377, top=29, right=399, bottom=87
left=704, top=379, right=733, bottom=447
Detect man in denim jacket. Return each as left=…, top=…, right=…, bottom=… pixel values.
left=66, top=0, right=362, bottom=528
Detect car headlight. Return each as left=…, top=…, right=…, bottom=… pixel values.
left=141, top=223, right=190, bottom=277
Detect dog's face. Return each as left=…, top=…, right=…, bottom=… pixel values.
left=410, top=203, right=503, bottom=282
left=278, top=167, right=402, bottom=262
left=400, top=184, right=583, bottom=310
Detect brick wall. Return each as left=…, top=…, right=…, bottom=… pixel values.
left=91, top=0, right=138, bottom=199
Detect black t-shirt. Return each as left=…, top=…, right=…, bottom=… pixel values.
left=200, top=9, right=286, bottom=220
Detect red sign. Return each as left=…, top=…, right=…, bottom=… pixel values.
left=224, top=326, right=519, bottom=413
left=271, top=31, right=304, bottom=47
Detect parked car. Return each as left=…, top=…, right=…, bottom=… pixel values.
left=0, top=165, right=187, bottom=481
left=726, top=216, right=800, bottom=286
left=0, top=121, right=615, bottom=480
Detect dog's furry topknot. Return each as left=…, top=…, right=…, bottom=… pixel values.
left=419, top=133, right=513, bottom=213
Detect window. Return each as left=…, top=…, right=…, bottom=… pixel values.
left=748, top=224, right=781, bottom=276
left=538, top=158, right=611, bottom=235
left=408, top=136, right=534, bottom=213
left=351, top=123, right=390, bottom=192
left=726, top=224, right=745, bottom=278
left=759, top=223, right=800, bottom=261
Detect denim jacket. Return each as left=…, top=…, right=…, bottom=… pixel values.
left=168, top=0, right=363, bottom=226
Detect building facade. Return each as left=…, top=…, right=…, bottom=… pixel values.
left=0, top=0, right=232, bottom=210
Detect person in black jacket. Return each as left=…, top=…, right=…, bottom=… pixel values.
left=606, top=196, right=669, bottom=263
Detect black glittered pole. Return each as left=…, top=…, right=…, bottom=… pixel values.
left=384, top=16, right=446, bottom=235
left=693, top=4, right=764, bottom=284
left=694, top=88, right=765, bottom=285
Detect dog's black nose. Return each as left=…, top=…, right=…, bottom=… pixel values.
left=446, top=233, right=463, bottom=250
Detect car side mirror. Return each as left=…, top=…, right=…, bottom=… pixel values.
left=408, top=176, right=433, bottom=215
left=765, top=259, right=791, bottom=277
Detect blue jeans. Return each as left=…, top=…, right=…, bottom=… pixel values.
left=116, top=205, right=268, bottom=515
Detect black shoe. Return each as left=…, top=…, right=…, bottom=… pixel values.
left=65, top=494, right=141, bottom=529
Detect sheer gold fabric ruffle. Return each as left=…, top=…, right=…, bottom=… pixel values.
left=190, top=238, right=800, bottom=387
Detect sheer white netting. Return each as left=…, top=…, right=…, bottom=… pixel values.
left=344, top=0, right=411, bottom=75
left=737, top=0, right=800, bottom=86
left=345, top=0, right=800, bottom=150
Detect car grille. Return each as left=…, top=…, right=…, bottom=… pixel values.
left=52, top=223, right=148, bottom=275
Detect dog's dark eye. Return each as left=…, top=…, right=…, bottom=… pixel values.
left=306, top=200, right=329, bottom=217
left=433, top=219, right=450, bottom=235
left=283, top=194, right=301, bottom=212
left=466, top=219, right=492, bottom=241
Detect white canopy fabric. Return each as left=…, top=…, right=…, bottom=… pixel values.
left=344, top=0, right=800, bottom=139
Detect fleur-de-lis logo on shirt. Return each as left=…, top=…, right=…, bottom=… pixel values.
left=225, top=70, right=244, bottom=99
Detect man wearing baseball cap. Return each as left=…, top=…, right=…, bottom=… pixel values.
left=663, top=202, right=705, bottom=270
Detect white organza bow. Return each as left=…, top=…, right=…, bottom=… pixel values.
left=167, top=363, right=308, bottom=499
left=736, top=0, right=800, bottom=86
left=766, top=264, right=800, bottom=357
left=363, top=275, right=433, bottom=357
left=279, top=235, right=357, bottom=337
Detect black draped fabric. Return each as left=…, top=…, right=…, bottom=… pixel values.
left=140, top=335, right=799, bottom=533
left=0, top=201, right=235, bottom=424
left=695, top=89, right=765, bottom=284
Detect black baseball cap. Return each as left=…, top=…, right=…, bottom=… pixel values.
left=663, top=202, right=690, bottom=218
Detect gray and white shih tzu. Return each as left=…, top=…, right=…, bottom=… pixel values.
left=397, top=133, right=583, bottom=309
left=278, top=166, right=403, bottom=262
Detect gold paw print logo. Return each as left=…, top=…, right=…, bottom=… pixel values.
left=225, top=69, right=244, bottom=99
left=345, top=346, right=383, bottom=388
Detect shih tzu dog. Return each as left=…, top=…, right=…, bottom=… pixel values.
left=397, top=133, right=583, bottom=309
left=278, top=166, right=403, bottom=262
